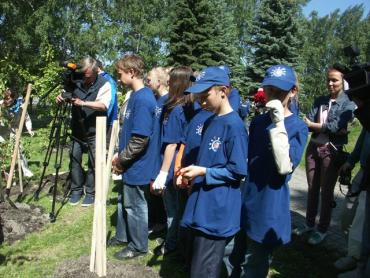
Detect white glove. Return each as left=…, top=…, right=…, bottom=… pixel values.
left=265, top=99, right=292, bottom=174
left=152, top=171, right=168, bottom=191
left=265, top=99, right=284, bottom=123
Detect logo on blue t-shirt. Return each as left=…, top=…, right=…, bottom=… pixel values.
left=155, top=106, right=162, bottom=118
left=124, top=109, right=131, bottom=120
left=196, top=124, right=203, bottom=136
left=208, top=136, right=222, bottom=152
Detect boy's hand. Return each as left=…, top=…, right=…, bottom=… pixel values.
left=112, top=153, right=124, bottom=174
left=176, top=174, right=190, bottom=189
left=266, top=99, right=284, bottom=123
left=179, top=165, right=206, bottom=181
left=152, top=171, right=168, bottom=193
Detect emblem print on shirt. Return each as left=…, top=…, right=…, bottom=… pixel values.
left=155, top=106, right=162, bottom=118
left=209, top=136, right=222, bottom=152
left=124, top=109, right=131, bottom=119
left=270, top=66, right=286, bottom=77
left=196, top=124, right=203, bottom=136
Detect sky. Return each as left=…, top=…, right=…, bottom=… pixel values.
left=303, top=0, right=370, bottom=17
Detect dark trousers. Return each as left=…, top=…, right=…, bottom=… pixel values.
left=148, top=192, right=166, bottom=227
left=190, top=229, right=227, bottom=278
left=305, top=142, right=339, bottom=233
left=242, top=238, right=274, bottom=278
left=70, top=136, right=96, bottom=196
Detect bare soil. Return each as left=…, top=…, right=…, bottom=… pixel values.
left=50, top=256, right=159, bottom=278
left=0, top=201, right=49, bottom=244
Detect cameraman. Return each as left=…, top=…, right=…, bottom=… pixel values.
left=56, top=57, right=111, bottom=207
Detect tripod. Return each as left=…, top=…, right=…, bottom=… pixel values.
left=33, top=103, right=71, bottom=222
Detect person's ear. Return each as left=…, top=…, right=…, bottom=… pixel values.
left=290, top=86, right=298, bottom=97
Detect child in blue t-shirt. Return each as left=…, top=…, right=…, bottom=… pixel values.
left=177, top=67, right=248, bottom=278
left=241, top=65, right=308, bottom=277
left=151, top=66, right=193, bottom=255
left=111, top=54, right=157, bottom=260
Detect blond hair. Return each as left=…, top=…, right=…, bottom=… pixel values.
left=116, top=54, right=145, bottom=78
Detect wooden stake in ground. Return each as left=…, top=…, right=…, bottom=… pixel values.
left=6, top=84, right=32, bottom=192
left=17, top=147, right=23, bottom=194
left=90, top=117, right=107, bottom=277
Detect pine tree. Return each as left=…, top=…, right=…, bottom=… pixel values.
left=246, top=0, right=303, bottom=92
left=167, top=0, right=244, bottom=92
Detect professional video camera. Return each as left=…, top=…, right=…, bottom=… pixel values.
left=343, top=46, right=370, bottom=101
left=60, top=61, right=84, bottom=100
left=343, top=46, right=370, bottom=132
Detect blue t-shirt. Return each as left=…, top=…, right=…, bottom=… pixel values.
left=160, top=104, right=187, bottom=185
left=150, top=94, right=168, bottom=180
left=181, top=111, right=248, bottom=237
left=242, top=113, right=308, bottom=246
left=119, top=87, right=156, bottom=185
left=100, top=72, right=118, bottom=126
left=182, top=109, right=213, bottom=167
left=228, top=88, right=241, bottom=112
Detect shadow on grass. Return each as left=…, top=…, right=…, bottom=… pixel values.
left=270, top=210, right=342, bottom=278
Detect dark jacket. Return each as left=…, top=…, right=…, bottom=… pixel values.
left=306, top=92, right=356, bottom=146
left=71, top=74, right=108, bottom=140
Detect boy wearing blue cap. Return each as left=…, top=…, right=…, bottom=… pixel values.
left=178, top=67, right=248, bottom=278
left=241, top=65, right=308, bottom=277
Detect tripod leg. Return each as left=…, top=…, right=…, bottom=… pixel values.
left=34, top=106, right=61, bottom=200
left=50, top=104, right=69, bottom=222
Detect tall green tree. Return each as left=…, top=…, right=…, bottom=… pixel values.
left=167, top=0, right=244, bottom=92
left=246, top=0, right=303, bottom=92
left=299, top=5, right=369, bottom=113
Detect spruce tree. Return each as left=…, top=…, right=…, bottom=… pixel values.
left=246, top=0, right=302, bottom=92
left=167, top=0, right=244, bottom=92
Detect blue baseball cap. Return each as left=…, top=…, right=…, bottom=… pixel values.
left=262, top=64, right=296, bottom=91
left=185, top=66, right=230, bottom=94
left=218, top=65, right=231, bottom=76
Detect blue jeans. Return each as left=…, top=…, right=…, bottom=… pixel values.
left=114, top=180, right=127, bottom=243
left=70, top=137, right=96, bottom=196
left=118, top=183, right=149, bottom=253
left=241, top=238, right=273, bottom=278
left=163, top=184, right=179, bottom=250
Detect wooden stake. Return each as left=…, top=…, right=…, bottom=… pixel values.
left=17, top=147, right=23, bottom=194
left=90, top=117, right=107, bottom=277
left=6, top=84, right=32, bottom=190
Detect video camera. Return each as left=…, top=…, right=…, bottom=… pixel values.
left=343, top=46, right=370, bottom=101
left=60, top=61, right=84, bottom=100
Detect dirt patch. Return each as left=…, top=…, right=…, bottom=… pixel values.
left=0, top=201, right=49, bottom=244
left=50, top=256, right=159, bottom=278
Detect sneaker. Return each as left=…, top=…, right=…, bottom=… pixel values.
left=154, top=244, right=176, bottom=256
left=81, top=195, right=94, bottom=207
left=308, top=231, right=327, bottom=245
left=334, top=256, right=357, bottom=271
left=114, top=246, right=146, bottom=260
left=107, top=236, right=127, bottom=247
left=292, top=223, right=314, bottom=236
left=69, top=194, right=82, bottom=205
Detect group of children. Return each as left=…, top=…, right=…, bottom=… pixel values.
left=110, top=54, right=309, bottom=278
